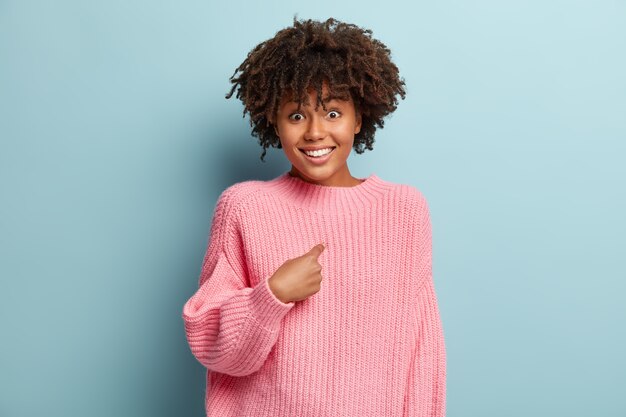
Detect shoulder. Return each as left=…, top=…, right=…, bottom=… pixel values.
left=379, top=176, right=430, bottom=216
left=214, top=178, right=267, bottom=217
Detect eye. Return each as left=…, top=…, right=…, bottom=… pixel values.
left=288, top=113, right=304, bottom=121
left=328, top=110, right=341, bottom=119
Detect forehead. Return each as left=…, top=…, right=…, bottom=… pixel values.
left=279, top=88, right=351, bottom=106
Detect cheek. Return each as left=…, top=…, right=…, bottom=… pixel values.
left=278, top=127, right=303, bottom=147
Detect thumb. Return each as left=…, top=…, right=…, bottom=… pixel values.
left=308, top=243, right=325, bottom=257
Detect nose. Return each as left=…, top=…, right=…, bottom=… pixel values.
left=304, top=114, right=327, bottom=141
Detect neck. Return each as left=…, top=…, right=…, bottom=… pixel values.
left=268, top=171, right=392, bottom=215
left=288, top=170, right=365, bottom=188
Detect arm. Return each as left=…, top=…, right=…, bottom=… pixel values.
left=181, top=186, right=295, bottom=377
left=404, top=195, right=447, bottom=417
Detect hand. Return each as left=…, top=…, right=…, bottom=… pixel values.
left=268, top=243, right=325, bottom=303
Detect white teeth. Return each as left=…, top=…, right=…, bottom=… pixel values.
left=303, top=147, right=333, bottom=157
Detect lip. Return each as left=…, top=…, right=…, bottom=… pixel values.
left=299, top=147, right=335, bottom=165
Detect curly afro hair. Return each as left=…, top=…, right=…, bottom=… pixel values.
left=225, top=16, right=407, bottom=162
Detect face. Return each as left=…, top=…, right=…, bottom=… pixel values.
left=272, top=82, right=362, bottom=187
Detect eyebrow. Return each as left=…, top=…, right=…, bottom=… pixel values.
left=286, top=95, right=345, bottom=105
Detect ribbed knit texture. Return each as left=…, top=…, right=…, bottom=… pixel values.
left=181, top=171, right=446, bottom=417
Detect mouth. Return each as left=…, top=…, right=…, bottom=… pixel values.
left=298, top=146, right=336, bottom=164
left=298, top=146, right=336, bottom=157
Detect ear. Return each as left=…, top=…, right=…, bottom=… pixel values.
left=354, top=111, right=362, bottom=135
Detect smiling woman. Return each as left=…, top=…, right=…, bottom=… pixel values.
left=183, top=16, right=446, bottom=417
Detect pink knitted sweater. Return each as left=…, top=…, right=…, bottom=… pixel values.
left=181, top=171, right=446, bottom=417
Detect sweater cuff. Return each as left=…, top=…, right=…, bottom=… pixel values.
left=249, top=276, right=295, bottom=331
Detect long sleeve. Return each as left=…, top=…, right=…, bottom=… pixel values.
left=181, top=186, right=295, bottom=377
left=404, top=195, right=447, bottom=417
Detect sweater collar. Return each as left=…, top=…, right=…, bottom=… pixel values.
left=267, top=171, right=392, bottom=214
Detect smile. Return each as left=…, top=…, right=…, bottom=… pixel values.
left=300, top=147, right=335, bottom=157
left=299, top=147, right=336, bottom=165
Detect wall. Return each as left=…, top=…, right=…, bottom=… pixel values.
left=1, top=1, right=625, bottom=416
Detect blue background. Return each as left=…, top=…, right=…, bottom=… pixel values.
left=1, top=1, right=625, bottom=416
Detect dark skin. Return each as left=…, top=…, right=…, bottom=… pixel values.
left=272, top=82, right=363, bottom=188
left=268, top=243, right=325, bottom=304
